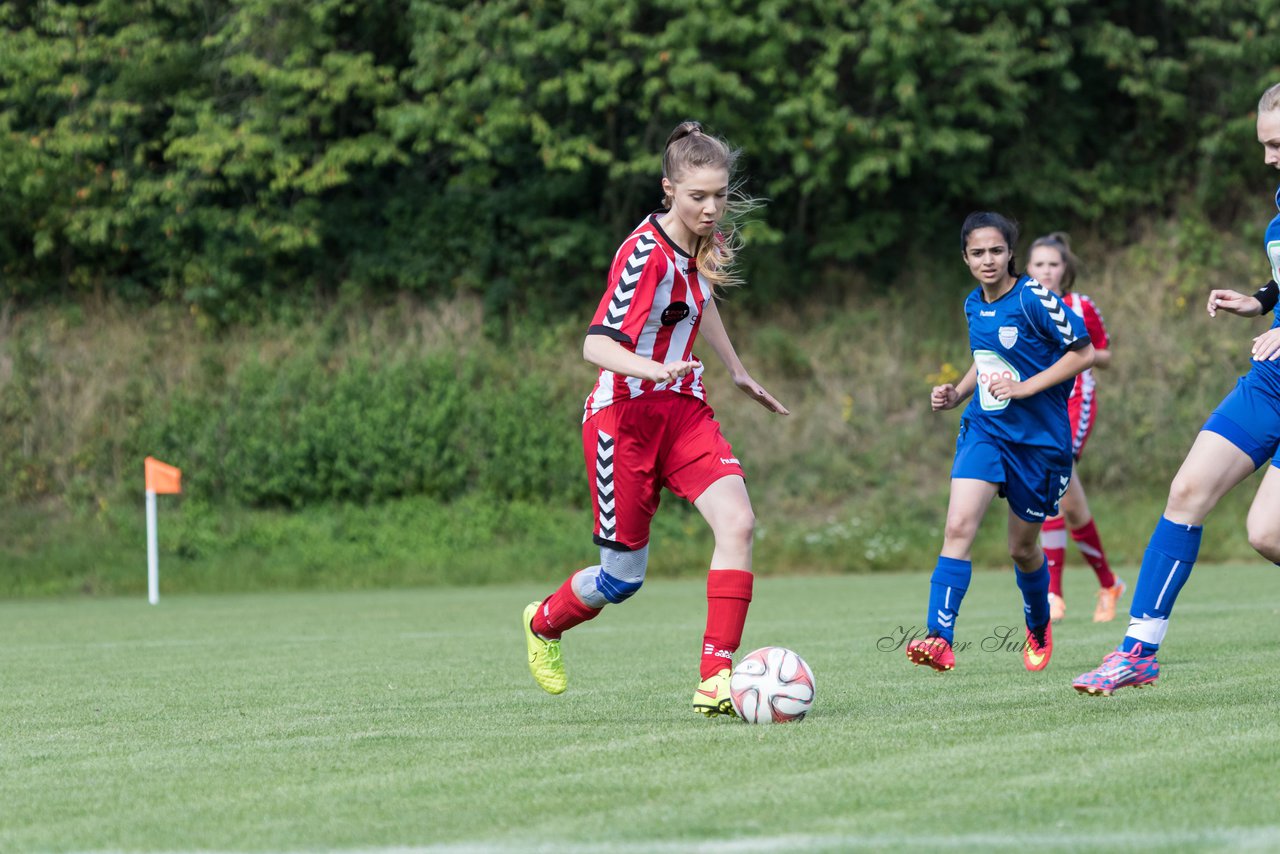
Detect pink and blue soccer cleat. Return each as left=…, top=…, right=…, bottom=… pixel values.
left=1072, top=644, right=1159, bottom=696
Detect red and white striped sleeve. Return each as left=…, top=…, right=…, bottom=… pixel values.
left=1079, top=295, right=1109, bottom=350
left=587, top=229, right=668, bottom=348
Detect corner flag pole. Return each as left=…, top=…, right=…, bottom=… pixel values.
left=144, top=457, right=182, bottom=605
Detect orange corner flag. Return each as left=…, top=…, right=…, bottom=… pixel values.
left=145, top=457, right=182, bottom=494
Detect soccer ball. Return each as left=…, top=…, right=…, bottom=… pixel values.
left=729, top=646, right=815, bottom=724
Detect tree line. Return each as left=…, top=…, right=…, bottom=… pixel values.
left=2, top=0, right=1278, bottom=324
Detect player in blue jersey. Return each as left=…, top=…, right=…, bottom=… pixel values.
left=1073, top=84, right=1280, bottom=695
left=908, top=212, right=1095, bottom=674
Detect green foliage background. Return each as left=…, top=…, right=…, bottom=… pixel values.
left=2, top=220, right=1276, bottom=596
left=4, top=2, right=1280, bottom=594
left=4, top=0, right=1280, bottom=318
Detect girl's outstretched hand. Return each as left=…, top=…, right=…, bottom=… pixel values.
left=735, top=374, right=789, bottom=414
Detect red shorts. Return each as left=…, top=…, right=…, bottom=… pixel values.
left=582, top=392, right=744, bottom=550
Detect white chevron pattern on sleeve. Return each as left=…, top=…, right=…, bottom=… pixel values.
left=602, top=234, right=657, bottom=330
left=1026, top=280, right=1078, bottom=345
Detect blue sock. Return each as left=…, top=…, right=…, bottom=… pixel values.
left=1121, top=516, right=1202, bottom=655
left=1015, top=558, right=1051, bottom=634
left=927, top=556, right=972, bottom=644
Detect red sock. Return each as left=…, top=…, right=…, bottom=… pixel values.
left=530, top=572, right=601, bottom=640
left=701, top=569, right=753, bottom=679
left=1070, top=519, right=1116, bottom=589
left=1042, top=517, right=1066, bottom=597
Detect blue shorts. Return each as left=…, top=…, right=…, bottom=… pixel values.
left=951, top=421, right=1073, bottom=523
left=1203, top=375, right=1280, bottom=470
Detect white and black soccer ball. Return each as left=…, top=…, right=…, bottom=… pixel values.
left=729, top=646, right=815, bottom=724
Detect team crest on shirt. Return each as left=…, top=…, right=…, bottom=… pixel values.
left=998, top=326, right=1018, bottom=349
left=661, top=302, right=690, bottom=326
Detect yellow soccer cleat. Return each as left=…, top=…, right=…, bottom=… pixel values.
left=693, top=668, right=737, bottom=717
left=523, top=601, right=567, bottom=695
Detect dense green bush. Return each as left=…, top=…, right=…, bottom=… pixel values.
left=3, top=1, right=1280, bottom=319
left=137, top=354, right=584, bottom=507
left=6, top=213, right=1280, bottom=592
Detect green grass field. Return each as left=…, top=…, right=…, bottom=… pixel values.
left=4, top=565, right=1279, bottom=853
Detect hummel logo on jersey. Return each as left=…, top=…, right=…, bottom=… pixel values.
left=720, top=457, right=739, bottom=466
left=979, top=310, right=996, bottom=317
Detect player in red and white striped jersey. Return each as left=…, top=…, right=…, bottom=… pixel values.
left=1027, top=233, right=1125, bottom=623
left=522, top=121, right=789, bottom=716
left=583, top=212, right=710, bottom=416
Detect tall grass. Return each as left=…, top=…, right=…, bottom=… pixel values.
left=2, top=218, right=1276, bottom=596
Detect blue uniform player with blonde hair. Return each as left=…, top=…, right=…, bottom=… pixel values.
left=1074, top=82, right=1280, bottom=695
left=909, top=212, right=1095, bottom=674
